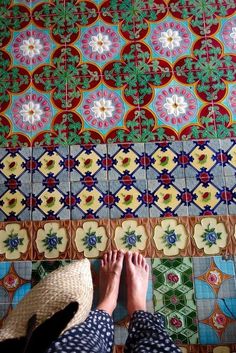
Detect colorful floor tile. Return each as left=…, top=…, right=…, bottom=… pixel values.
left=109, top=179, right=149, bottom=219
left=0, top=261, right=32, bottom=327
left=70, top=144, right=107, bottom=182
left=197, top=299, right=236, bottom=344
left=0, top=1, right=235, bottom=147
left=0, top=0, right=235, bottom=351
left=152, top=258, right=198, bottom=344
left=193, top=257, right=236, bottom=299
left=71, top=181, right=109, bottom=219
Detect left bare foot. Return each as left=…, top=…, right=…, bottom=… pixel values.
left=97, top=250, right=124, bottom=316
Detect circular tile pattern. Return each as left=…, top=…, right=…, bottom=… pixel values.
left=82, top=88, right=125, bottom=130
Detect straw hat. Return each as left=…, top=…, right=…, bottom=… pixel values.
left=0, top=259, right=93, bottom=341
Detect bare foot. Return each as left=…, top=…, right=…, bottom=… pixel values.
left=97, top=250, right=124, bottom=316
left=125, top=252, right=149, bottom=316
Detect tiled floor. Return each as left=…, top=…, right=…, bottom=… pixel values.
left=0, top=0, right=235, bottom=351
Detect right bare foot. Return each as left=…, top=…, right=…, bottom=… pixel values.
left=125, top=252, right=149, bottom=316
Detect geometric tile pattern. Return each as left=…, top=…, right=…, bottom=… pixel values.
left=0, top=140, right=234, bottom=220
left=0, top=0, right=235, bottom=351
left=0, top=261, right=32, bottom=328
left=152, top=258, right=198, bottom=344
left=193, top=257, right=236, bottom=299
left=197, top=299, right=236, bottom=344
left=0, top=215, right=234, bottom=260
left=0, top=2, right=235, bottom=147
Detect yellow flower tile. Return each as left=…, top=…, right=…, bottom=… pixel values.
left=0, top=190, right=25, bottom=216
left=36, top=222, right=68, bottom=259
left=153, top=219, right=188, bottom=256
left=193, top=217, right=228, bottom=255
left=194, top=183, right=219, bottom=209
left=190, top=145, right=215, bottom=170
left=114, top=220, right=147, bottom=252
left=0, top=154, right=25, bottom=178
left=0, top=223, right=29, bottom=260
left=77, top=188, right=103, bottom=212
left=38, top=151, right=63, bottom=176
left=115, top=186, right=141, bottom=212
left=75, top=221, right=108, bottom=258
left=154, top=185, right=181, bottom=211
left=75, top=150, right=101, bottom=176
left=113, top=149, right=140, bottom=174
left=152, top=148, right=177, bottom=173
left=38, top=189, right=64, bottom=214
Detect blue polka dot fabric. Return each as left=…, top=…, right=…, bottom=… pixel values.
left=47, top=310, right=182, bottom=353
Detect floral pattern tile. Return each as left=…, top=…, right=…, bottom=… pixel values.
left=1, top=1, right=235, bottom=147
left=0, top=261, right=32, bottom=326
left=193, top=257, right=236, bottom=299
left=182, top=140, right=224, bottom=179
left=190, top=217, right=232, bottom=257
left=150, top=218, right=191, bottom=258
left=152, top=258, right=198, bottom=344
left=107, top=143, right=146, bottom=180
left=31, top=182, right=70, bottom=220
left=145, top=141, right=185, bottom=180
left=71, top=220, right=109, bottom=258
left=32, top=146, right=70, bottom=183
left=71, top=181, right=109, bottom=219
left=197, top=299, right=236, bottom=344
left=70, top=144, right=107, bottom=182
left=0, top=147, right=32, bottom=183
left=186, top=176, right=228, bottom=216
left=219, top=139, right=236, bottom=177
left=147, top=178, right=188, bottom=218
left=0, top=0, right=235, bottom=348
left=0, top=222, right=32, bottom=261
left=110, top=219, right=150, bottom=254
left=0, top=183, right=31, bottom=221
left=33, top=221, right=71, bottom=260
left=109, top=179, right=149, bottom=219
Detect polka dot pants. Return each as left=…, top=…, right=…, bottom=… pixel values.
left=47, top=310, right=182, bottom=353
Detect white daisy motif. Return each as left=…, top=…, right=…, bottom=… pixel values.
left=20, top=37, right=43, bottom=58
left=89, top=32, right=112, bottom=54
left=230, top=27, right=236, bottom=43
left=19, top=101, right=43, bottom=124
left=91, top=98, right=115, bottom=121
left=164, top=94, right=188, bottom=117
left=159, top=29, right=182, bottom=50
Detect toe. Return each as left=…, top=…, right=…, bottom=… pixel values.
left=145, top=263, right=149, bottom=273
left=125, top=251, right=132, bottom=264
left=132, top=252, right=139, bottom=265
left=117, top=250, right=124, bottom=262
left=141, top=256, right=146, bottom=268
left=138, top=253, right=143, bottom=266
left=108, top=250, right=113, bottom=262
left=103, top=253, right=108, bottom=265
left=112, top=250, right=117, bottom=262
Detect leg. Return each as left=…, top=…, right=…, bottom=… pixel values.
left=47, top=310, right=114, bottom=353
left=47, top=251, right=124, bottom=353
left=124, top=252, right=182, bottom=353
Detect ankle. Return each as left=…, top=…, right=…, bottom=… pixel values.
left=97, top=300, right=116, bottom=316
left=128, top=303, right=146, bottom=316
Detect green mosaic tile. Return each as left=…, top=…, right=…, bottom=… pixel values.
left=152, top=258, right=198, bottom=344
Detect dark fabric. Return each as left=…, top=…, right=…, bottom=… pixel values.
left=47, top=310, right=114, bottom=353
left=124, top=310, right=182, bottom=353
left=47, top=310, right=181, bottom=353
